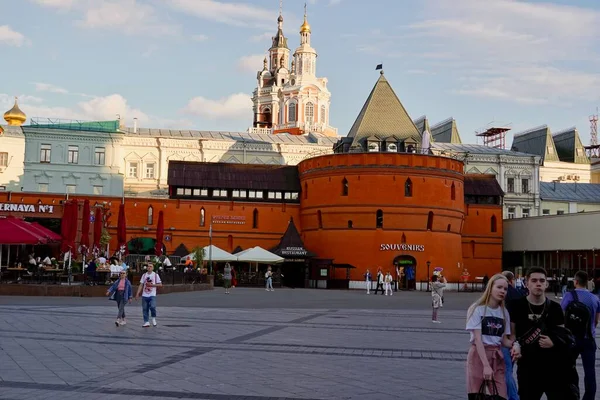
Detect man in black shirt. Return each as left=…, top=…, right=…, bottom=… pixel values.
left=509, top=267, right=579, bottom=400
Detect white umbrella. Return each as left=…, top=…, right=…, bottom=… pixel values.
left=421, top=130, right=431, bottom=154
left=236, top=246, right=284, bottom=264
left=185, top=245, right=237, bottom=262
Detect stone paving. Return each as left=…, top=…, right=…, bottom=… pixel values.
left=0, top=288, right=597, bottom=400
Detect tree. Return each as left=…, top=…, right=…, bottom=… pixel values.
left=192, top=246, right=205, bottom=269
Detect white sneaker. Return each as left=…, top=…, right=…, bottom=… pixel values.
left=152, top=318, right=157, bottom=327
left=121, top=320, right=127, bottom=326
left=432, top=320, right=441, bottom=324
left=143, top=322, right=150, bottom=327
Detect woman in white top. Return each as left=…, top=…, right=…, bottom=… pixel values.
left=466, top=273, right=517, bottom=399
left=384, top=272, right=393, bottom=296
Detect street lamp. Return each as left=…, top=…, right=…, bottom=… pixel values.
left=426, top=260, right=431, bottom=291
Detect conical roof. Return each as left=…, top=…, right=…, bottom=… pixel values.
left=271, top=217, right=315, bottom=258
left=347, top=72, right=421, bottom=150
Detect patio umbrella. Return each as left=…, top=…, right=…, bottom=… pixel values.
left=0, top=217, right=48, bottom=244
left=93, top=207, right=102, bottom=256
left=117, top=203, right=127, bottom=258
left=154, top=210, right=164, bottom=256
left=80, top=199, right=90, bottom=256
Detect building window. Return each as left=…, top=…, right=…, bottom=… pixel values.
left=522, top=208, right=530, bottom=218
left=507, top=207, right=515, bottom=219
left=542, top=209, right=550, bottom=215
left=288, top=103, right=296, bottom=122
left=67, top=146, right=79, bottom=164
left=268, top=191, right=275, bottom=199
left=66, top=185, right=76, bottom=194
left=387, top=143, right=397, bottom=152
left=147, top=206, right=153, bottom=225
left=507, top=177, right=514, bottom=193
left=290, top=192, right=299, bottom=200
left=38, top=183, right=48, bottom=193
left=176, top=188, right=184, bottom=195
left=213, top=189, right=227, bottom=197
left=93, top=186, right=103, bottom=195
left=405, top=178, right=412, bottom=197
left=40, top=144, right=51, bottom=163
left=233, top=190, right=247, bottom=198
left=128, top=162, right=138, bottom=178
left=547, top=145, right=554, bottom=154
left=317, top=210, right=323, bottom=229
left=252, top=208, right=259, bottom=229
left=193, top=189, right=200, bottom=196
left=184, top=188, right=192, bottom=196
left=451, top=182, right=456, bottom=200
left=94, top=148, right=105, bottom=165
left=557, top=209, right=564, bottom=215
left=305, top=102, right=314, bottom=122
left=342, top=178, right=348, bottom=196
left=576, top=148, right=584, bottom=156
left=145, top=163, right=155, bottom=179
left=491, top=215, right=497, bottom=232
left=0, top=152, right=8, bottom=167
left=320, top=105, right=326, bottom=124
left=201, top=189, right=208, bottom=196
left=227, top=235, right=233, bottom=252
left=348, top=220, right=353, bottom=228
left=200, top=208, right=205, bottom=226
left=427, top=211, right=434, bottom=231
left=304, top=183, right=308, bottom=199
left=521, top=179, right=529, bottom=193
left=275, top=192, right=282, bottom=199
left=376, top=209, right=383, bottom=228
left=0, top=186, right=5, bottom=191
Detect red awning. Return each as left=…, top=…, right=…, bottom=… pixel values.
left=29, top=222, right=61, bottom=242
left=0, top=217, right=59, bottom=245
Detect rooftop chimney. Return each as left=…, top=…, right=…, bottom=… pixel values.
left=133, top=117, right=138, bottom=133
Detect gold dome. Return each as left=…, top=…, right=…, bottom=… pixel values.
left=300, top=16, right=311, bottom=33
left=4, top=97, right=27, bottom=126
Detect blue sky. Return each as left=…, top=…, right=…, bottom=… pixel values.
left=1, top=0, right=599, bottom=145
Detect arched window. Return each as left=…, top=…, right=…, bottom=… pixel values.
left=447, top=224, right=451, bottom=232
left=304, top=182, right=308, bottom=199
left=427, top=211, right=434, bottom=231
left=348, top=220, right=353, bottom=229
left=376, top=209, right=383, bottom=228
left=200, top=207, right=205, bottom=227
left=470, top=240, right=476, bottom=258
left=227, top=235, right=233, bottom=252
left=451, top=182, right=456, bottom=200
left=288, top=103, right=296, bottom=122
left=252, top=208, right=259, bottom=229
left=320, top=105, right=326, bottom=124
left=305, top=102, right=314, bottom=122
left=317, top=210, right=322, bottom=229
left=147, top=206, right=153, bottom=225
left=405, top=178, right=413, bottom=197
left=491, top=215, right=497, bottom=233
left=341, top=178, right=348, bottom=196
left=401, top=233, right=406, bottom=243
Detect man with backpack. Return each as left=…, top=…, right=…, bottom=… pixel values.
left=561, top=270, right=600, bottom=400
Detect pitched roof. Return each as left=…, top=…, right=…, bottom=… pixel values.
left=432, top=143, right=538, bottom=157
left=464, top=174, right=504, bottom=197
left=271, top=217, right=316, bottom=258
left=510, top=125, right=559, bottom=162
left=431, top=118, right=462, bottom=144
left=552, top=127, right=590, bottom=164
left=347, top=72, right=421, bottom=149
left=167, top=161, right=300, bottom=192
left=540, top=181, right=600, bottom=203
left=413, top=115, right=430, bottom=135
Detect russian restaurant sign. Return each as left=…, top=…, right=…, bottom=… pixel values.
left=380, top=244, right=425, bottom=252
left=280, top=246, right=308, bottom=256
left=211, top=215, right=246, bottom=225
left=0, top=203, right=55, bottom=213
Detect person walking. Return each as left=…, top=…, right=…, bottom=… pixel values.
left=466, top=273, right=513, bottom=400
left=364, top=269, right=372, bottom=294
left=561, top=271, right=600, bottom=400
left=501, top=271, right=525, bottom=400
left=509, top=267, right=579, bottom=400
left=384, top=271, right=393, bottom=296
left=223, top=263, right=232, bottom=294
left=135, top=264, right=163, bottom=328
left=431, top=274, right=447, bottom=323
left=106, top=270, right=133, bottom=326
left=265, top=266, right=274, bottom=292
left=374, top=268, right=384, bottom=295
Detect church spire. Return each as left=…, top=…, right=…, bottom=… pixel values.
left=299, top=2, right=311, bottom=45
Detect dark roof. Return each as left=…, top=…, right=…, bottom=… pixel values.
left=464, top=175, right=504, bottom=197
left=552, top=128, right=590, bottom=164
left=232, top=246, right=244, bottom=254
left=540, top=182, right=600, bottom=203
left=271, top=217, right=316, bottom=258
left=430, top=118, right=462, bottom=144
left=168, top=161, right=301, bottom=191
left=171, top=243, right=190, bottom=257
left=413, top=115, right=430, bottom=135
left=510, top=125, right=559, bottom=162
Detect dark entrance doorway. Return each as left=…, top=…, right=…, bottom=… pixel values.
left=394, top=255, right=417, bottom=290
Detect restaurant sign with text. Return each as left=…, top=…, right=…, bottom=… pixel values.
left=380, top=244, right=425, bottom=252
left=211, top=215, right=246, bottom=225
left=0, top=203, right=55, bottom=214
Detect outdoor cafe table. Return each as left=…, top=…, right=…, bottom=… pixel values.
left=5, top=267, right=27, bottom=282
left=42, top=268, right=63, bottom=284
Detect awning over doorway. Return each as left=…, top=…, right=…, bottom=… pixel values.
left=270, top=217, right=316, bottom=259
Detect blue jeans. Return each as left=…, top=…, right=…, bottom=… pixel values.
left=502, top=346, right=519, bottom=400
left=575, top=337, right=597, bottom=400
left=142, top=296, right=156, bottom=322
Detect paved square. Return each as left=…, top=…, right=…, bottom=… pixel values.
left=0, top=288, right=597, bottom=400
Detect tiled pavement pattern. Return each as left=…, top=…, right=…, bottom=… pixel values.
left=0, top=289, right=597, bottom=400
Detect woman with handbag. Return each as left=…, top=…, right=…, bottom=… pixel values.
left=106, top=270, right=133, bottom=326
left=466, top=273, right=515, bottom=400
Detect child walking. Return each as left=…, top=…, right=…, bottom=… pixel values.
left=106, top=270, right=133, bottom=326
left=466, top=273, right=515, bottom=400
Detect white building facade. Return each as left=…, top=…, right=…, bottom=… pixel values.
left=0, top=125, right=25, bottom=192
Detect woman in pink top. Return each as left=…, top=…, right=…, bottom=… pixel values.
left=106, top=271, right=133, bottom=326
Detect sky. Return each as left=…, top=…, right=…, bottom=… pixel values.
left=1, top=0, right=599, bottom=145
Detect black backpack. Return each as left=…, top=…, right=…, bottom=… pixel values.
left=564, top=290, right=592, bottom=338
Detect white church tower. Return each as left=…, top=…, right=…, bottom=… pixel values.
left=251, top=4, right=337, bottom=137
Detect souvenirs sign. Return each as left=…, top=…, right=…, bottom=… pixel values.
left=0, top=203, right=55, bottom=213
left=211, top=215, right=246, bottom=225
left=380, top=244, right=425, bottom=252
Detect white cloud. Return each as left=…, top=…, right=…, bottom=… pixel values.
left=183, top=93, right=252, bottom=120
left=191, top=34, right=208, bottom=42
left=167, top=0, right=276, bottom=28
left=30, top=0, right=77, bottom=8
left=32, top=82, right=69, bottom=94
left=249, top=32, right=272, bottom=42
left=0, top=26, right=27, bottom=47
left=237, top=54, right=265, bottom=73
